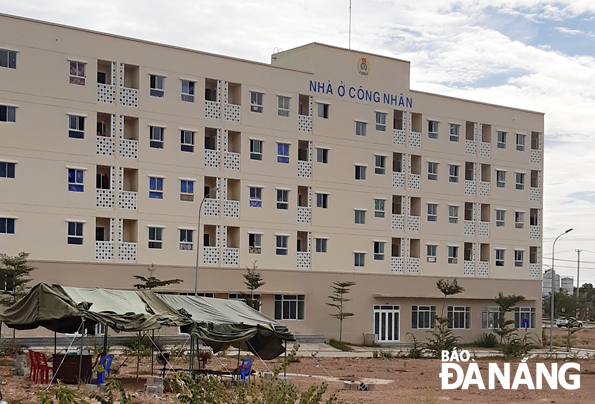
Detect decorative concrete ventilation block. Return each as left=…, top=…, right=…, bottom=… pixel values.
left=144, top=385, right=164, bottom=395
left=146, top=376, right=164, bottom=386
left=262, top=372, right=275, bottom=380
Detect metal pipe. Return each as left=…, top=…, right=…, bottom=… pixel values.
left=136, top=332, right=141, bottom=384
left=151, top=330, right=154, bottom=376
left=195, top=187, right=219, bottom=296
left=550, top=228, right=573, bottom=352
left=78, top=318, right=85, bottom=382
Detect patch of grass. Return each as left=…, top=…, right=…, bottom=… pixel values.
left=329, top=339, right=353, bottom=352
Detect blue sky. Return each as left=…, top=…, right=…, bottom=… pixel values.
left=1, top=0, right=594, bottom=282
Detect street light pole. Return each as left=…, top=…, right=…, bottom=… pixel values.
left=550, top=228, right=573, bottom=352
left=194, top=187, right=219, bottom=296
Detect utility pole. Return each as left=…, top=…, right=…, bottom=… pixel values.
left=349, top=0, right=352, bottom=50
left=575, top=249, right=582, bottom=299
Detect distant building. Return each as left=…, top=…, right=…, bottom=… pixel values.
left=542, top=269, right=561, bottom=295
left=561, top=277, right=574, bottom=295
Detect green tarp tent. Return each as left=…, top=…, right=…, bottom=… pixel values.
left=0, top=283, right=294, bottom=360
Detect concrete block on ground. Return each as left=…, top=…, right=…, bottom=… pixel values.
left=10, top=369, right=18, bottom=376
left=262, top=372, right=275, bottom=380
left=343, top=381, right=353, bottom=390
left=277, top=376, right=292, bottom=385
left=16, top=368, right=27, bottom=376
left=99, top=384, right=108, bottom=393
left=14, top=361, right=26, bottom=370
left=359, top=382, right=375, bottom=391
left=86, top=385, right=98, bottom=392
left=144, top=385, right=163, bottom=395
left=16, top=354, right=27, bottom=362
left=146, top=376, right=164, bottom=386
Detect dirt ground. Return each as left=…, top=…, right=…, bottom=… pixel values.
left=2, top=326, right=595, bottom=404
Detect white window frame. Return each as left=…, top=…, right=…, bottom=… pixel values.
left=275, top=235, right=288, bottom=256
left=68, top=115, right=85, bottom=139
left=150, top=126, right=165, bottom=149
left=316, top=193, right=328, bottom=209
left=449, top=123, right=460, bottom=142
left=181, top=130, right=195, bottom=152
left=67, top=221, right=84, bottom=245
left=516, top=172, right=525, bottom=190
left=180, top=179, right=194, bottom=202
left=0, top=49, right=17, bottom=69
left=355, top=165, right=367, bottom=180
left=448, top=246, right=458, bottom=264
left=448, top=164, right=459, bottom=183
left=249, top=186, right=262, bottom=208
left=250, top=139, right=263, bottom=161
left=496, top=170, right=506, bottom=188
left=68, top=169, right=84, bottom=192
left=354, top=209, right=366, bottom=225
left=448, top=205, right=458, bottom=224
left=482, top=307, right=501, bottom=329
left=515, top=211, right=525, bottom=229
left=179, top=229, right=193, bottom=250
left=448, top=306, right=471, bottom=329
left=274, top=294, right=305, bottom=320
left=375, top=112, right=387, bottom=131
left=0, top=218, right=15, bottom=235
left=374, top=198, right=385, bottom=218
left=150, top=74, right=165, bottom=98
left=249, top=233, right=262, bottom=254
left=148, top=227, right=163, bottom=249
left=315, top=238, right=327, bottom=253
left=412, top=305, right=436, bottom=329
left=0, top=105, right=16, bottom=122
left=317, top=102, right=329, bottom=119
left=181, top=79, right=195, bottom=102
left=375, top=155, right=386, bottom=175
left=0, top=161, right=16, bottom=179
left=497, top=131, right=507, bottom=149
left=250, top=91, right=264, bottom=113
left=316, top=147, right=329, bottom=164
left=355, top=121, right=367, bottom=137
left=354, top=252, right=366, bottom=267
left=69, top=61, right=86, bottom=85
left=428, top=120, right=439, bottom=139
left=277, top=142, right=290, bottom=164
left=516, top=133, right=526, bottom=151
left=428, top=162, right=438, bottom=181
left=495, top=249, right=505, bottom=266
left=515, top=307, right=535, bottom=329
left=427, top=203, right=438, bottom=222
left=149, top=177, right=164, bottom=199
left=276, top=189, right=289, bottom=210
left=496, top=209, right=505, bottom=227
left=427, top=244, right=437, bottom=263
left=515, top=250, right=524, bottom=267
left=374, top=242, right=385, bottom=261
left=277, top=95, right=290, bottom=117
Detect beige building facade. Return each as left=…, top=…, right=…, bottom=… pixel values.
left=0, top=14, right=543, bottom=344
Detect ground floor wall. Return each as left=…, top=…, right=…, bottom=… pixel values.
left=1, top=260, right=542, bottom=345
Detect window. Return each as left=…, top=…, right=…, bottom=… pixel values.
left=278, top=96, right=290, bottom=117
left=179, top=229, right=193, bottom=250
left=495, top=249, right=505, bottom=266
left=496, top=170, right=506, bottom=188
left=315, top=238, right=327, bottom=253
left=277, top=189, right=289, bottom=210
left=514, top=307, right=535, bottom=328
left=448, top=246, right=458, bottom=264
left=448, top=165, right=459, bottom=183
left=375, top=155, right=386, bottom=175
left=428, top=162, right=438, bottom=180
left=0, top=270, right=15, bottom=292
left=317, top=102, right=329, bottom=118
left=354, top=252, right=365, bottom=267
left=355, top=210, right=366, bottom=224
left=374, top=199, right=385, bottom=218
left=449, top=124, right=460, bottom=142
left=181, top=80, right=195, bottom=102
left=0, top=218, right=15, bottom=234
left=355, top=121, right=367, bottom=137
left=276, top=235, right=288, bottom=255
left=516, top=133, right=526, bottom=151
left=412, top=305, right=436, bottom=329
left=249, top=233, right=262, bottom=254
left=149, top=177, right=164, bottom=199
left=274, top=295, right=305, bottom=320
left=277, top=143, right=289, bottom=164
left=68, top=115, right=85, bottom=139
left=427, top=245, right=437, bottom=263
left=448, top=306, right=471, bottom=329
left=180, top=180, right=194, bottom=201
left=67, top=222, right=83, bottom=245
left=150, top=75, right=165, bottom=97
left=250, top=92, right=264, bottom=113
left=355, top=165, right=366, bottom=180
left=150, top=126, right=165, bottom=149
left=316, top=148, right=329, bottom=163
left=496, top=209, right=505, bottom=227
left=148, top=227, right=163, bottom=249
left=0, top=105, right=16, bottom=122
left=428, top=120, right=439, bottom=139
left=316, top=193, right=328, bottom=208
left=68, top=169, right=84, bottom=192
left=448, top=205, right=458, bottom=224
left=249, top=187, right=262, bottom=207
left=373, top=242, right=385, bottom=261
left=515, top=172, right=525, bottom=190
left=515, top=211, right=524, bottom=229
left=180, top=130, right=195, bottom=152
left=370, top=112, right=385, bottom=133
left=0, top=49, right=17, bottom=69
left=497, top=131, right=506, bottom=149
left=515, top=250, right=524, bottom=267
left=482, top=307, right=501, bottom=329
left=427, top=203, right=438, bottom=222
left=250, top=139, right=263, bottom=161
left=69, top=61, right=86, bottom=85
left=0, top=162, right=15, bottom=179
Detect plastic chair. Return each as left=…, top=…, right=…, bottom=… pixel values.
left=90, top=355, right=114, bottom=385
left=28, top=350, right=39, bottom=382
left=33, top=352, right=52, bottom=384
left=232, top=358, right=253, bottom=385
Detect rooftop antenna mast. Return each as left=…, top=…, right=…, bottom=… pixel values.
left=349, top=0, right=352, bottom=49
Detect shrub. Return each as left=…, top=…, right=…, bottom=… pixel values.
left=477, top=333, right=498, bottom=348
left=329, top=339, right=352, bottom=352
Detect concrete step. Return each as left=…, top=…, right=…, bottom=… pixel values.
left=294, top=335, right=328, bottom=344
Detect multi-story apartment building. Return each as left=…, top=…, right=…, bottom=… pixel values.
left=0, top=14, right=544, bottom=344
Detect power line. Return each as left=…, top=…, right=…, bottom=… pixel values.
left=542, top=256, right=595, bottom=264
